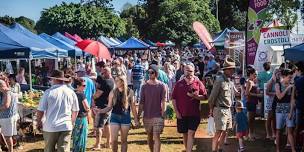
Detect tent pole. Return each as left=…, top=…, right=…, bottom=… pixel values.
left=74, top=51, right=77, bottom=72
left=29, top=59, right=32, bottom=91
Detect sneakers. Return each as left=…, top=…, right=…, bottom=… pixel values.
left=238, top=147, right=245, bottom=152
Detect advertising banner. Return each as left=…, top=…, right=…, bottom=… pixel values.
left=246, top=0, right=270, bottom=65
left=254, top=27, right=290, bottom=71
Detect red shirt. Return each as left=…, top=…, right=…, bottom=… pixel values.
left=172, top=78, right=207, bottom=117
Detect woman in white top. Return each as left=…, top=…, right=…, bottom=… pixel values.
left=8, top=75, right=22, bottom=101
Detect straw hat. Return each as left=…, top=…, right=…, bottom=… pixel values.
left=222, top=57, right=236, bottom=70
left=48, top=70, right=70, bottom=82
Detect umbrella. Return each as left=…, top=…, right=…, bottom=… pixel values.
left=156, top=42, right=166, bottom=47
left=76, top=40, right=111, bottom=59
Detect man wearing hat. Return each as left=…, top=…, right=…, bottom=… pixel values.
left=208, top=58, right=236, bottom=152
left=37, top=70, right=79, bottom=152
left=138, top=64, right=167, bottom=152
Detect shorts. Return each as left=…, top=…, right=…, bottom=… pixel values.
left=110, top=113, right=131, bottom=126
left=143, top=118, right=164, bottom=134
left=246, top=102, right=257, bottom=113
left=276, top=113, right=295, bottom=129
left=236, top=131, right=248, bottom=138
left=94, top=112, right=109, bottom=128
left=213, top=107, right=232, bottom=131
left=177, top=116, right=200, bottom=133
left=0, top=115, right=18, bottom=137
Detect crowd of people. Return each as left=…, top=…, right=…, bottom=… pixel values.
left=0, top=47, right=302, bottom=152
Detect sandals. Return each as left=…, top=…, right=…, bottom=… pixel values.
left=238, top=147, right=245, bottom=152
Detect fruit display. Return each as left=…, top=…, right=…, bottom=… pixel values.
left=21, top=90, right=44, bottom=108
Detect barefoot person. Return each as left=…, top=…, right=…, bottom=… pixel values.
left=208, top=58, right=236, bottom=152
left=172, top=62, right=207, bottom=152
left=99, top=76, right=139, bottom=152
left=138, top=64, right=167, bottom=152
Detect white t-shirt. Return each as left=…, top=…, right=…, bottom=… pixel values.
left=38, top=84, right=79, bottom=132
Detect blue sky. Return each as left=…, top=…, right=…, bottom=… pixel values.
left=0, top=0, right=137, bottom=22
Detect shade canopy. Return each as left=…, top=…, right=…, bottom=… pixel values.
left=0, top=23, right=63, bottom=59
left=10, top=23, right=67, bottom=58
left=98, top=36, right=121, bottom=48
left=284, top=43, right=304, bottom=61
left=212, top=27, right=239, bottom=47
left=40, top=33, right=83, bottom=57
left=64, top=32, right=83, bottom=42
left=76, top=40, right=111, bottom=59
left=114, top=37, right=150, bottom=50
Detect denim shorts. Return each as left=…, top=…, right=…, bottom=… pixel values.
left=110, top=113, right=131, bottom=126
left=276, top=113, right=295, bottom=129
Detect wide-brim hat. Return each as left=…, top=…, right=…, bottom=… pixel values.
left=222, top=57, right=236, bottom=70
left=47, top=70, right=70, bottom=82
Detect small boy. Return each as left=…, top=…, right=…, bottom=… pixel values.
left=234, top=101, right=248, bottom=152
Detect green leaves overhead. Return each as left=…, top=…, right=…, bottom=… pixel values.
left=36, top=2, right=126, bottom=39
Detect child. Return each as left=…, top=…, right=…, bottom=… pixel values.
left=234, top=101, right=248, bottom=152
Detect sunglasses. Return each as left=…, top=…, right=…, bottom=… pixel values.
left=148, top=70, right=155, bottom=74
left=82, top=84, right=86, bottom=87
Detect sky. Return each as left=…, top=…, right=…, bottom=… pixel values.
left=0, top=0, right=138, bottom=22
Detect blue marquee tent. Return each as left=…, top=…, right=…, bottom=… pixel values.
left=212, top=27, right=239, bottom=47
left=0, top=23, right=61, bottom=59
left=98, top=36, right=118, bottom=48
left=114, top=37, right=151, bottom=50
left=40, top=33, right=83, bottom=57
left=284, top=43, right=304, bottom=61
left=10, top=23, right=67, bottom=58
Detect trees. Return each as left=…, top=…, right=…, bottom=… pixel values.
left=0, top=15, right=36, bottom=33
left=148, top=0, right=220, bottom=46
left=267, top=0, right=300, bottom=29
left=36, top=2, right=126, bottom=39
left=121, top=0, right=220, bottom=46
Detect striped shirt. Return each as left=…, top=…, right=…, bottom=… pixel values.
left=132, top=63, right=144, bottom=82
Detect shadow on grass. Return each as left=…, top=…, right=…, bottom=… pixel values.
left=26, top=149, right=44, bottom=152
left=126, top=136, right=183, bottom=145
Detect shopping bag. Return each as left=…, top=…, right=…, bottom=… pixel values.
left=207, top=117, right=215, bottom=136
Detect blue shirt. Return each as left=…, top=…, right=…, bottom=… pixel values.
left=235, top=111, right=248, bottom=132
left=82, top=77, right=96, bottom=107
left=132, top=63, right=144, bottom=81
left=207, top=60, right=217, bottom=71
left=295, top=76, right=304, bottom=110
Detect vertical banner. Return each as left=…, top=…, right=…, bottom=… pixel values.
left=226, top=32, right=245, bottom=73
left=246, top=0, right=270, bottom=65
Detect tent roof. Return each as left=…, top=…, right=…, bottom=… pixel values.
left=52, top=32, right=77, bottom=46
left=114, top=37, right=150, bottom=50
left=98, top=36, right=118, bottom=48
left=0, top=23, right=62, bottom=59
left=39, top=33, right=83, bottom=57
left=10, top=23, right=67, bottom=58
left=212, top=27, right=239, bottom=46
left=284, top=43, right=304, bottom=61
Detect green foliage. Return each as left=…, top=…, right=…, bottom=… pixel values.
left=267, top=0, right=300, bottom=29
left=81, top=0, right=113, bottom=9
left=0, top=15, right=36, bottom=33
left=212, top=0, right=248, bottom=31
left=15, top=16, right=36, bottom=33
left=166, top=103, right=176, bottom=120
left=149, top=0, right=220, bottom=46
left=0, top=15, right=15, bottom=26
left=36, top=2, right=126, bottom=39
